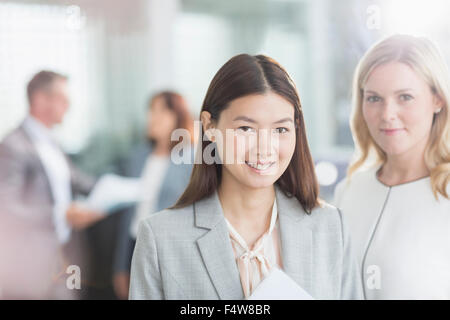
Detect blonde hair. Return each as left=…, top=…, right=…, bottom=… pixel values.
left=348, top=34, right=450, bottom=199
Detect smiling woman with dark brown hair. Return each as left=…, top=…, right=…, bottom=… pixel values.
left=129, top=54, right=362, bottom=300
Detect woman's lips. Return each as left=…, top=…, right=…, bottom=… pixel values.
left=380, top=128, right=405, bottom=136
left=245, top=160, right=276, bottom=173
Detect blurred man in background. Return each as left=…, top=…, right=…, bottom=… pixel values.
left=0, top=71, right=104, bottom=299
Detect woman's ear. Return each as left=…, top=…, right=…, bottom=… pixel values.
left=433, top=93, right=444, bottom=114
left=200, top=111, right=215, bottom=141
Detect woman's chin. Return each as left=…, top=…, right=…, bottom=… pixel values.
left=239, top=173, right=279, bottom=189
left=379, top=144, right=411, bottom=157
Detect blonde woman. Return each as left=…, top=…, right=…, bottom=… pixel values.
left=334, top=35, right=450, bottom=299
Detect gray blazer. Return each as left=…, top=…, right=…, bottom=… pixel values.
left=0, top=124, right=95, bottom=299
left=0, top=124, right=95, bottom=226
left=129, top=185, right=363, bottom=300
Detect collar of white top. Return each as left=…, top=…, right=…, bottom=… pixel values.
left=23, top=115, right=55, bottom=145
left=224, top=198, right=278, bottom=251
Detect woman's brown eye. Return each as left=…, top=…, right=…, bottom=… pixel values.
left=274, top=127, right=288, bottom=134
left=237, top=126, right=255, bottom=133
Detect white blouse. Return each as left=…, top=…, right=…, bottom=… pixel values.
left=129, top=154, right=169, bottom=238
left=224, top=199, right=283, bottom=299
left=334, top=165, right=450, bottom=299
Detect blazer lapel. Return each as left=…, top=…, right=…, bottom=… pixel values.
left=194, top=186, right=314, bottom=299
left=195, top=191, right=244, bottom=300
left=275, top=186, right=314, bottom=295
left=18, top=124, right=55, bottom=203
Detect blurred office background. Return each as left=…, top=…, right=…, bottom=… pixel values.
left=1, top=0, right=450, bottom=298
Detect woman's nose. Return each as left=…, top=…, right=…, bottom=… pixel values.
left=381, top=99, right=398, bottom=121
left=256, top=129, right=277, bottom=158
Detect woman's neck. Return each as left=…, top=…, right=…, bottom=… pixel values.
left=378, top=149, right=429, bottom=186
left=217, top=170, right=275, bottom=233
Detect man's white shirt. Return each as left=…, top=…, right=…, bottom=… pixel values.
left=22, top=116, right=72, bottom=244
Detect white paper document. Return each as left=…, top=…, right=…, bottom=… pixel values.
left=247, top=268, right=314, bottom=300
left=83, top=174, right=142, bottom=213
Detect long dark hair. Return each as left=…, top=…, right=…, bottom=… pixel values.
left=172, top=54, right=320, bottom=213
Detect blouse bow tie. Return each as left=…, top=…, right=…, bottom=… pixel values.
left=237, top=240, right=273, bottom=296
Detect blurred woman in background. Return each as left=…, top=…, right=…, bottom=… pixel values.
left=113, top=91, right=194, bottom=299
left=334, top=35, right=450, bottom=299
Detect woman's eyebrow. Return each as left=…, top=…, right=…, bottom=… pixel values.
left=233, top=116, right=257, bottom=123
left=232, top=116, right=293, bottom=124
left=394, top=88, right=413, bottom=93
left=364, top=88, right=413, bottom=95
left=273, top=117, right=294, bottom=124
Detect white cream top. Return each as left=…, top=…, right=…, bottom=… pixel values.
left=129, top=153, right=169, bottom=238
left=334, top=165, right=450, bottom=299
